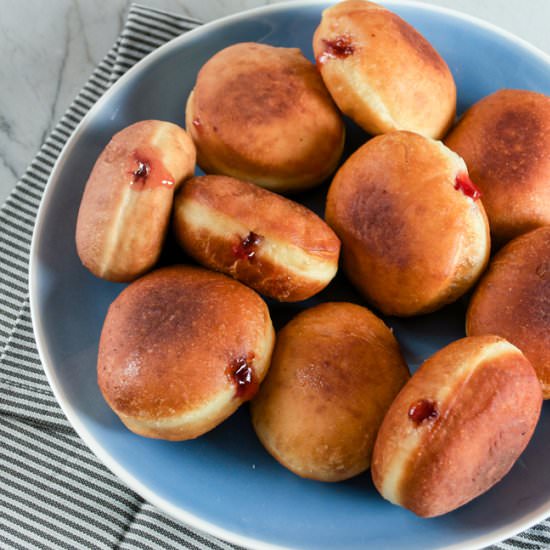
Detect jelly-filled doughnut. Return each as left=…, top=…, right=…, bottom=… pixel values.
left=251, top=302, right=409, bottom=482
left=97, top=266, right=275, bottom=440
left=372, top=335, right=542, bottom=517
left=312, top=0, right=456, bottom=139
left=325, top=131, right=490, bottom=316
left=467, top=227, right=550, bottom=398
left=445, top=89, right=550, bottom=244
left=173, top=175, right=340, bottom=302
left=76, top=120, right=196, bottom=282
left=185, top=42, right=345, bottom=193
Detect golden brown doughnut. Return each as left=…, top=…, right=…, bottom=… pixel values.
left=372, top=335, right=542, bottom=517
left=312, top=0, right=456, bottom=139
left=173, top=175, right=340, bottom=302
left=251, top=302, right=409, bottom=482
left=185, top=42, right=345, bottom=193
left=445, top=89, right=550, bottom=244
left=76, top=120, right=196, bottom=282
left=325, top=131, right=490, bottom=316
left=467, top=227, right=550, bottom=398
left=97, top=266, right=275, bottom=440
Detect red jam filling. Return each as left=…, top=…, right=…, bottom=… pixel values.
left=318, top=35, right=355, bottom=64
left=129, top=147, right=175, bottom=190
left=226, top=353, right=258, bottom=401
left=408, top=399, right=439, bottom=425
left=232, top=232, right=263, bottom=261
left=454, top=172, right=481, bottom=200
left=133, top=160, right=150, bottom=180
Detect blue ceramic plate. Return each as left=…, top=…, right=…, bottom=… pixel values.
left=30, top=1, right=550, bottom=548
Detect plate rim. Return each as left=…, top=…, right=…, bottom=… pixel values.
left=28, top=1, right=550, bottom=549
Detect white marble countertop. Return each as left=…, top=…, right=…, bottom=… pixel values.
left=1, top=0, right=549, bottom=206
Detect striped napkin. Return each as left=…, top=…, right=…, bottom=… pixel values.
left=0, top=3, right=547, bottom=549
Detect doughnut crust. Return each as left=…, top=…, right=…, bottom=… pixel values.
left=251, top=302, right=409, bottom=482
left=467, top=227, right=550, bottom=398
left=173, top=175, right=340, bottom=302
left=325, top=131, right=490, bottom=316
left=97, top=266, right=275, bottom=440
left=372, top=336, right=542, bottom=518
left=312, top=0, right=456, bottom=138
left=76, top=120, right=196, bottom=282
left=445, top=89, right=550, bottom=244
left=186, top=42, right=345, bottom=193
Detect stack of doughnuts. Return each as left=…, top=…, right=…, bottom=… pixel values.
left=73, top=0, right=549, bottom=521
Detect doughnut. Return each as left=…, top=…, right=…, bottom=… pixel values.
left=97, top=266, right=275, bottom=440
left=325, top=131, right=490, bottom=316
left=76, top=120, right=196, bottom=282
left=467, top=227, right=550, bottom=398
left=445, top=89, right=550, bottom=244
left=185, top=42, right=345, bottom=193
left=173, top=175, right=340, bottom=302
left=372, top=335, right=542, bottom=517
left=312, top=0, right=456, bottom=139
left=251, top=302, right=409, bottom=482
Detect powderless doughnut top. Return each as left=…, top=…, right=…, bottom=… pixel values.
left=372, top=335, right=542, bottom=518
left=251, top=302, right=409, bottom=482
left=445, top=89, right=550, bottom=244
left=185, top=42, right=345, bottom=193
left=76, top=120, right=196, bottom=282
left=467, top=227, right=550, bottom=398
left=325, top=131, right=490, bottom=317
left=173, top=175, right=340, bottom=302
left=97, top=266, right=275, bottom=441
left=312, top=0, right=456, bottom=139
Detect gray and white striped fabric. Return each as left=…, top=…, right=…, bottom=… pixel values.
left=0, top=3, right=547, bottom=549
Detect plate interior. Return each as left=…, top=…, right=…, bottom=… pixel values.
left=31, top=2, right=550, bottom=549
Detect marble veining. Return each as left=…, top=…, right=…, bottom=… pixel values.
left=0, top=0, right=549, bottom=206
